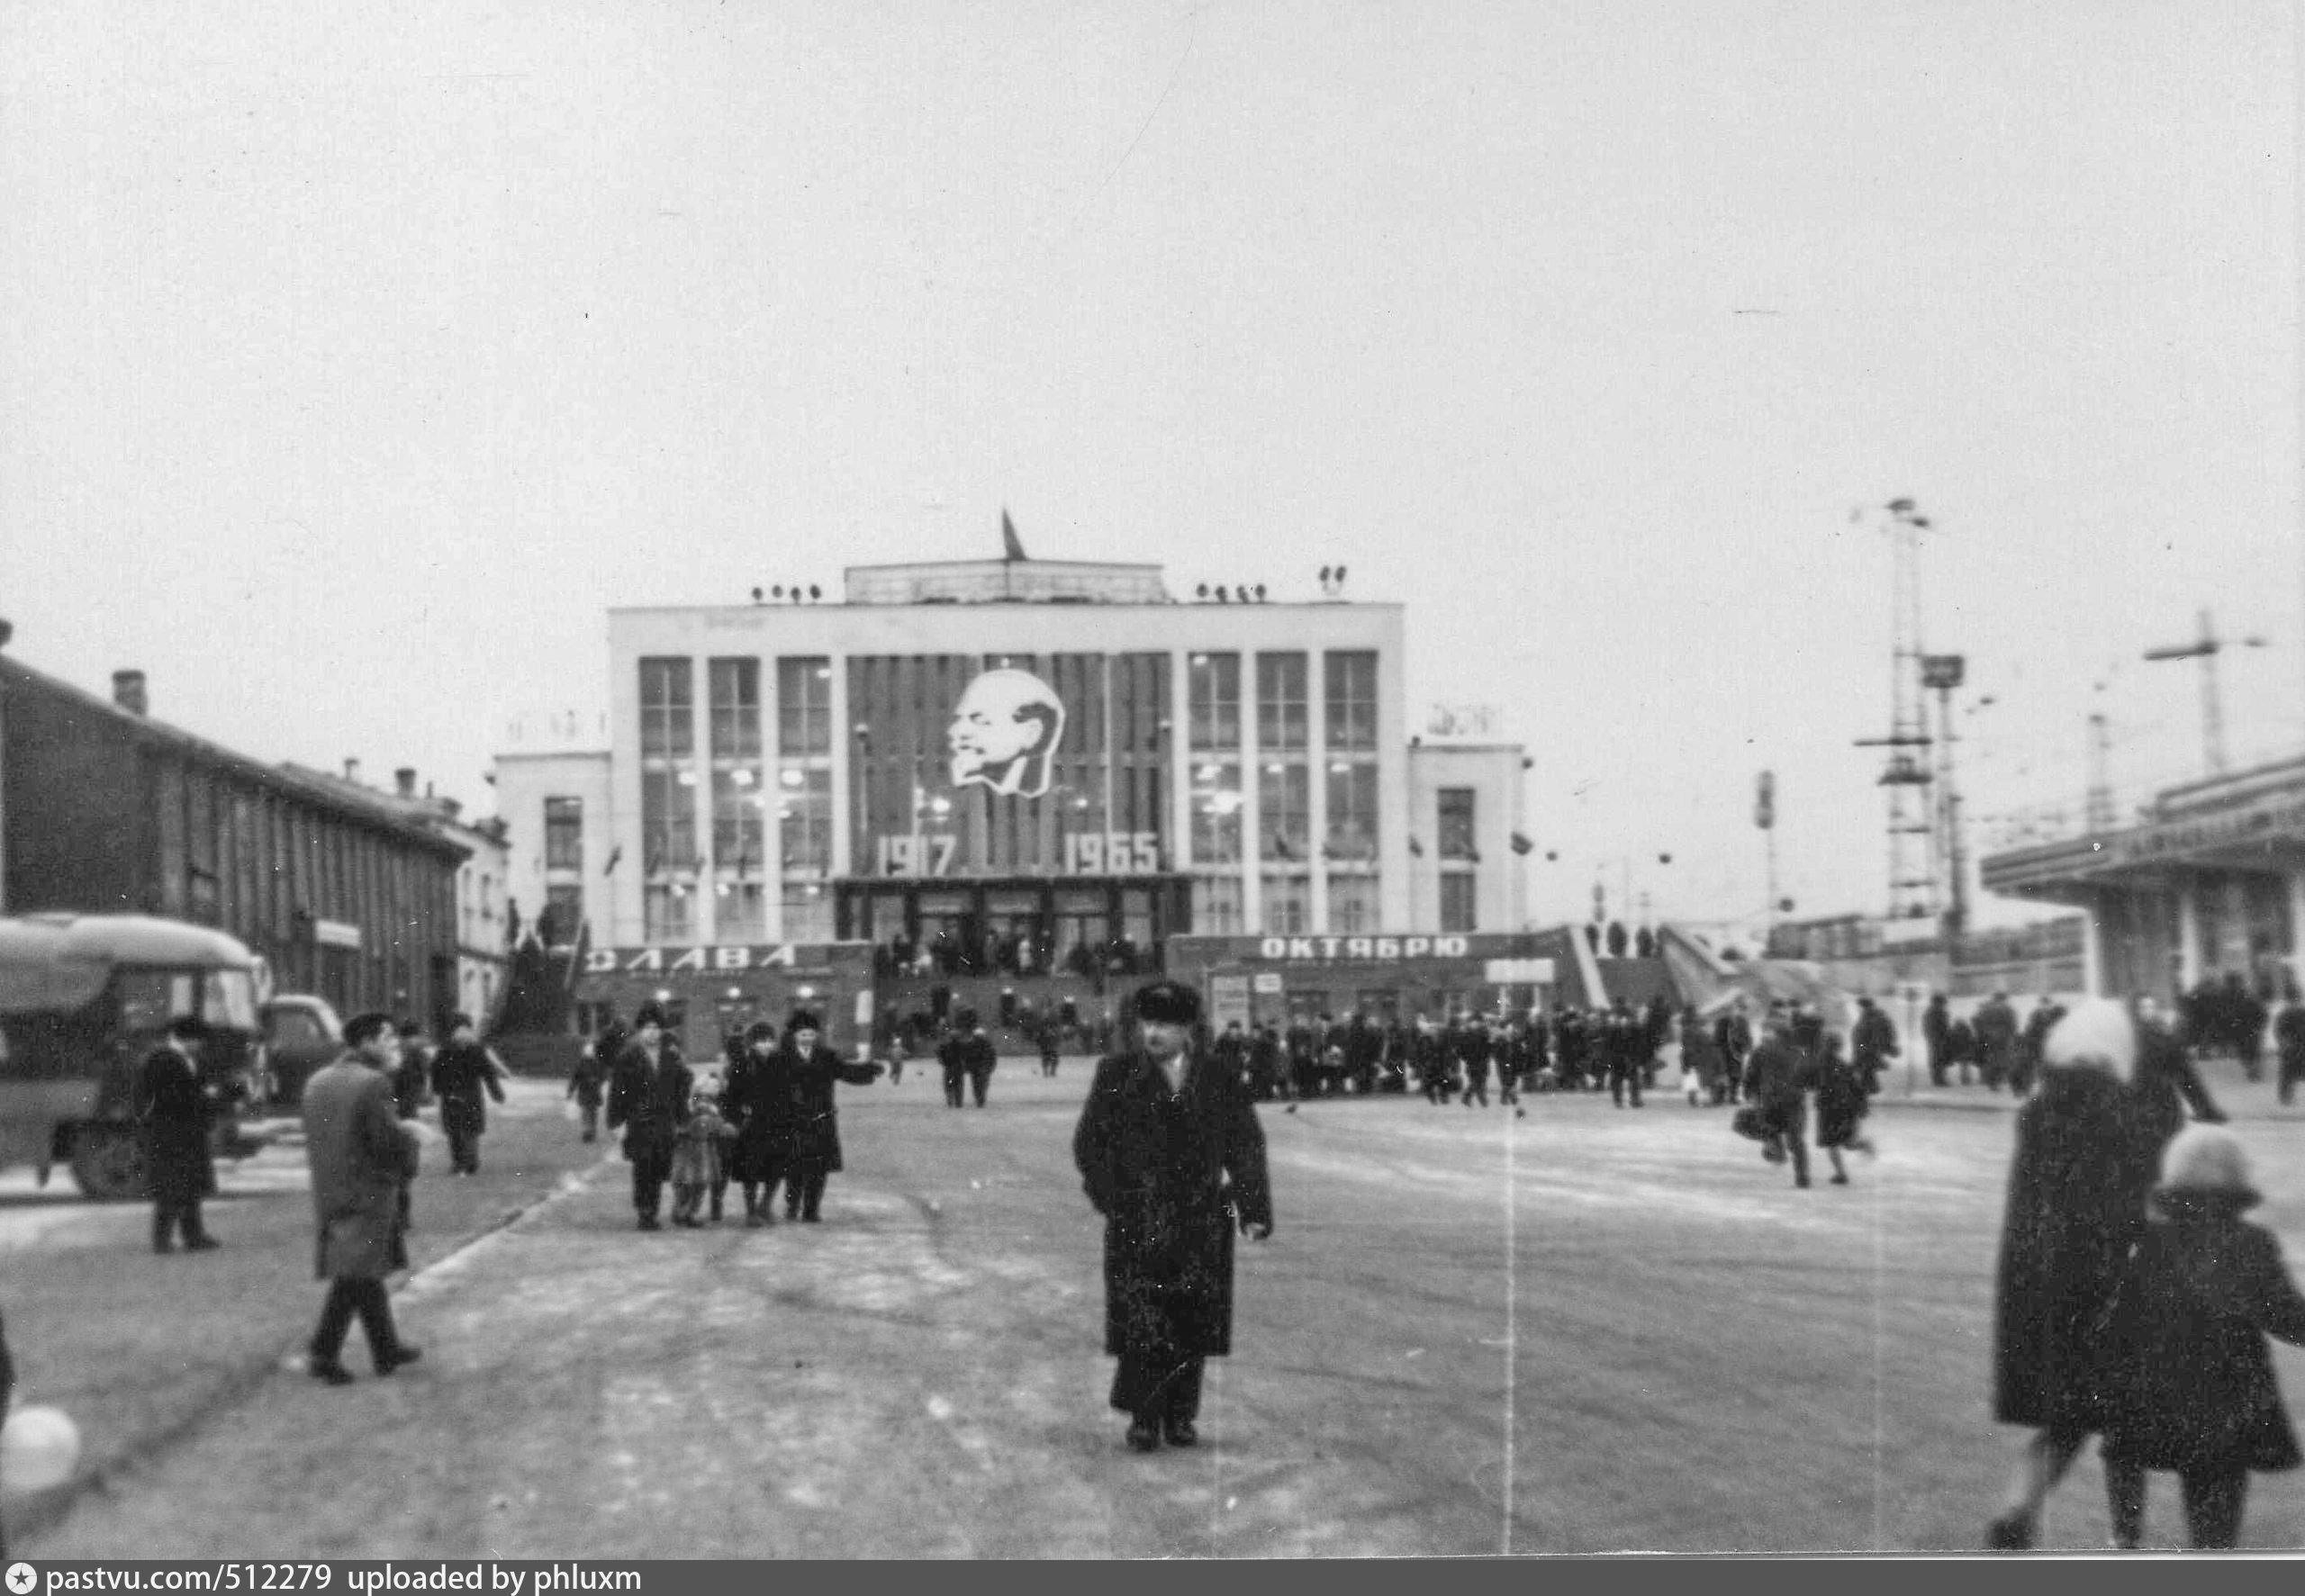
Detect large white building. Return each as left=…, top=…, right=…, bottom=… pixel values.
left=495, top=555, right=1528, bottom=966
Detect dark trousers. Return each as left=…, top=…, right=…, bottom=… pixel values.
left=445, top=1124, right=480, bottom=1175
left=790, top=1167, right=829, bottom=1219
left=310, top=1276, right=400, bottom=1368
left=1464, top=1073, right=1489, bottom=1107
left=630, top=1142, right=673, bottom=1219
left=1610, top=1064, right=1643, bottom=1107
left=1761, top=1100, right=1810, bottom=1184
left=2280, top=1053, right=2305, bottom=1106
left=944, top=1067, right=965, bottom=1107
left=578, top=1102, right=600, bottom=1141
left=152, top=1195, right=209, bottom=1251
left=969, top=1067, right=993, bottom=1107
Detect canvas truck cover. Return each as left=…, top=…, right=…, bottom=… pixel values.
left=0, top=915, right=259, bottom=1014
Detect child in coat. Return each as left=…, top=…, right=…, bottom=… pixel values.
left=2098, top=1124, right=2305, bottom=1550
left=669, top=1087, right=731, bottom=1229
left=1812, top=1032, right=1876, bottom=1185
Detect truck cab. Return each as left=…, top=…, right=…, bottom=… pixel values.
left=0, top=914, right=266, bottom=1200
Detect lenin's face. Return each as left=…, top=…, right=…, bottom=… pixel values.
left=947, top=669, right=1064, bottom=797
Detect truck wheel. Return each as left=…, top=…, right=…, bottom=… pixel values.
left=69, top=1125, right=148, bottom=1202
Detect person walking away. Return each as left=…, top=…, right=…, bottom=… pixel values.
left=962, top=1014, right=999, bottom=1107
left=1213, top=1022, right=1251, bottom=1091
left=1923, top=992, right=1953, bottom=1087
left=2133, top=995, right=2226, bottom=1132
left=2096, top=1125, right=2305, bottom=1549
left=1461, top=1026, right=1492, bottom=1108
left=1498, top=1023, right=1523, bottom=1109
left=938, top=1013, right=976, bottom=1109
left=1248, top=1025, right=1284, bottom=1103
left=2013, top=997, right=2059, bottom=1099
left=2275, top=987, right=2305, bottom=1107
left=1984, top=999, right=2177, bottom=1550
left=1945, top=1011, right=1978, bottom=1087
left=1606, top=1001, right=1645, bottom=1109
left=136, top=1015, right=221, bottom=1254
left=1040, top=1016, right=1062, bottom=1078
left=1713, top=1002, right=1752, bottom=1105
left=1742, top=1008, right=1816, bottom=1188
left=1072, top=979, right=1272, bottom=1453
left=302, top=1012, right=423, bottom=1385
left=1812, top=1032, right=1874, bottom=1185
left=606, top=1005, right=692, bottom=1231
left=428, top=1014, right=505, bottom=1177
left=1975, top=992, right=2019, bottom=1092
left=669, top=1087, right=730, bottom=1227
left=567, top=1030, right=610, bottom=1142
left=779, top=1010, right=882, bottom=1222
left=390, top=1021, right=430, bottom=1121
left=1851, top=996, right=1899, bottom=1097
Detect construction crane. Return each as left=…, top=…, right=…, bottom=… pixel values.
left=1853, top=499, right=1939, bottom=924
left=2142, top=608, right=2265, bottom=777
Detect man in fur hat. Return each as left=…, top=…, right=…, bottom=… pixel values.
left=606, top=1004, right=692, bottom=1230
left=1073, top=978, right=1273, bottom=1453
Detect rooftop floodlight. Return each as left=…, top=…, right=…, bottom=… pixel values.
left=1216, top=588, right=1230, bottom=603
left=1197, top=583, right=1209, bottom=600
left=772, top=585, right=783, bottom=599
left=1318, top=565, right=1332, bottom=582
left=751, top=587, right=764, bottom=604
left=1254, top=583, right=1267, bottom=601
left=809, top=584, right=822, bottom=601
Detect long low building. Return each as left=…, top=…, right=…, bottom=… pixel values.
left=1, top=650, right=469, bottom=1024
left=1980, top=751, right=2305, bottom=1000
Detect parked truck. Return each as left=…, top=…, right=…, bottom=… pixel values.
left=0, top=913, right=267, bottom=1200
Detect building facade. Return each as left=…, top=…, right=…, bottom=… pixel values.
left=1982, top=751, right=2305, bottom=1001
left=0, top=654, right=466, bottom=1023
left=495, top=556, right=1529, bottom=973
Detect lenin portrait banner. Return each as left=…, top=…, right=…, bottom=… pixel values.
left=848, top=653, right=1171, bottom=878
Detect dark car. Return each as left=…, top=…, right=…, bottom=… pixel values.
left=258, top=994, right=343, bottom=1109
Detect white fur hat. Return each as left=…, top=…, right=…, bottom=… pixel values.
left=2157, top=1123, right=2258, bottom=1201
left=2039, top=997, right=2136, bottom=1083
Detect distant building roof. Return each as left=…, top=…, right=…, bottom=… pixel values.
left=0, top=654, right=466, bottom=859
left=841, top=559, right=1171, bottom=606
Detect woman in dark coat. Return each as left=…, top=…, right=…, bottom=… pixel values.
left=722, top=1022, right=794, bottom=1225
left=1072, top=979, right=1273, bottom=1453
left=427, top=1014, right=505, bottom=1177
left=777, top=1010, right=881, bottom=1223
left=1986, top=999, right=2178, bottom=1549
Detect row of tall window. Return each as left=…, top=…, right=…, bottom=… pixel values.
left=626, top=649, right=1406, bottom=941
left=639, top=655, right=837, bottom=940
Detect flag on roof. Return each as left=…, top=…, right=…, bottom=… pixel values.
left=1001, top=509, right=1027, bottom=562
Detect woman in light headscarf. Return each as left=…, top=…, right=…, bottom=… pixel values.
left=1984, top=999, right=2177, bottom=1549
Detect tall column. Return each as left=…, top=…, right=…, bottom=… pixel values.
left=2285, top=868, right=2305, bottom=996
left=1306, top=650, right=1329, bottom=933
left=1241, top=655, right=1263, bottom=936
left=2078, top=892, right=2104, bottom=998
left=2176, top=877, right=2203, bottom=992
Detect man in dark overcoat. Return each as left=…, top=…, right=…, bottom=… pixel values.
left=1923, top=992, right=1953, bottom=1087
left=303, top=1012, right=422, bottom=1384
left=1974, top=992, right=2019, bottom=1091
left=1851, top=996, right=1899, bottom=1096
left=428, top=1013, right=506, bottom=1176
left=606, top=1005, right=692, bottom=1230
left=1073, top=979, right=1272, bottom=1453
left=1742, top=1007, right=1817, bottom=1188
left=938, top=1011, right=977, bottom=1109
left=135, top=1014, right=221, bottom=1253
left=1605, top=1000, right=1645, bottom=1108
left=778, top=1009, right=881, bottom=1222
left=1712, top=1001, right=1752, bottom=1104
left=566, top=1024, right=611, bottom=1143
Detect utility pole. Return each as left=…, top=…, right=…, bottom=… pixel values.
left=2086, top=711, right=2116, bottom=832
left=2143, top=608, right=2265, bottom=777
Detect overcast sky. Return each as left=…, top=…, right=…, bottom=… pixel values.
left=3, top=1, right=2297, bottom=935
